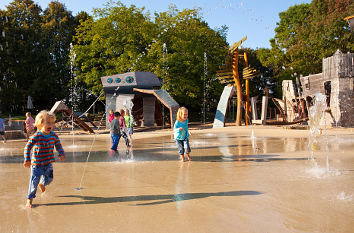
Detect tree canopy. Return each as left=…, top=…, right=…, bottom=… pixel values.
left=258, top=0, right=353, bottom=95
left=73, top=2, right=229, bottom=119
left=0, top=0, right=82, bottom=113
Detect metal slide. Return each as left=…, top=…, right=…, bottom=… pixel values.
left=50, top=101, right=94, bottom=133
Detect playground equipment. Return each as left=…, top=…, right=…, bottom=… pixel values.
left=50, top=101, right=94, bottom=133
left=215, top=19, right=353, bottom=128
left=213, top=86, right=237, bottom=128
left=213, top=37, right=308, bottom=127
left=299, top=50, right=354, bottom=127
left=101, top=72, right=179, bottom=129
left=257, top=50, right=353, bottom=127
left=213, top=37, right=260, bottom=128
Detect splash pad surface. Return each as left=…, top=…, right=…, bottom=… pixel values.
left=0, top=126, right=353, bottom=233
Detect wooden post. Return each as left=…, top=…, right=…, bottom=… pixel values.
left=244, top=52, right=251, bottom=125
left=232, top=49, right=242, bottom=126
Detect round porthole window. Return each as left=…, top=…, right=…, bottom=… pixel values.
left=126, top=76, right=134, bottom=83
left=115, top=77, right=121, bottom=83
left=107, top=78, right=113, bottom=84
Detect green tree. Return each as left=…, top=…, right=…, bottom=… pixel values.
left=0, top=0, right=82, bottom=113
left=260, top=0, right=353, bottom=98
left=73, top=2, right=228, bottom=119
left=73, top=2, right=156, bottom=94
left=34, top=1, right=77, bottom=109
left=0, top=0, right=81, bottom=113
left=0, top=0, right=43, bottom=113
left=150, top=6, right=228, bottom=117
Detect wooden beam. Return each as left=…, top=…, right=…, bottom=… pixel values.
left=220, top=80, right=235, bottom=84
left=229, top=36, right=247, bottom=54
left=217, top=72, right=234, bottom=77
left=218, top=77, right=234, bottom=81
left=244, top=52, right=250, bottom=125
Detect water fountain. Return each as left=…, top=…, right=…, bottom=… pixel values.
left=307, top=93, right=341, bottom=178
left=69, top=43, right=77, bottom=149
left=122, top=98, right=135, bottom=160
left=128, top=26, right=171, bottom=72
left=250, top=128, right=258, bottom=153
left=203, top=51, right=207, bottom=124
left=162, top=42, right=168, bottom=128
left=307, top=93, right=326, bottom=160
left=68, top=43, right=110, bottom=190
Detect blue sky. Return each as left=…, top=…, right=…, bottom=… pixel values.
left=0, top=0, right=311, bottom=49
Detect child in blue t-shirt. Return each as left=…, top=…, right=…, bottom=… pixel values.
left=174, top=107, right=192, bottom=162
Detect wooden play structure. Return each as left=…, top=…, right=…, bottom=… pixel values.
left=214, top=16, right=354, bottom=127
left=213, top=37, right=259, bottom=127
left=213, top=37, right=308, bottom=127
left=299, top=50, right=354, bottom=127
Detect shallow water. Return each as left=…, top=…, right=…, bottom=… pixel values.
left=0, top=130, right=353, bottom=233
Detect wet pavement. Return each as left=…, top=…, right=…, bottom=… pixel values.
left=0, top=129, right=353, bottom=233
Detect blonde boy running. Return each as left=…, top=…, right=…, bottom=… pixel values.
left=23, top=110, right=65, bottom=208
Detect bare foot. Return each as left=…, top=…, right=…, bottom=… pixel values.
left=187, top=155, right=192, bottom=161
left=109, top=149, right=116, bottom=156
left=25, top=199, right=33, bottom=208
left=180, top=155, right=185, bottom=162
left=38, top=183, right=46, bottom=192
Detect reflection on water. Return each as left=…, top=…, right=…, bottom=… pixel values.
left=175, top=162, right=190, bottom=213
left=1, top=133, right=353, bottom=163
left=0, top=130, right=353, bottom=233
left=66, top=144, right=86, bottom=149
left=217, top=134, right=233, bottom=159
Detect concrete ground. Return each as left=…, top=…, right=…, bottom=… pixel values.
left=0, top=126, right=353, bottom=233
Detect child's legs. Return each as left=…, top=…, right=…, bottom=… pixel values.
left=128, top=127, right=133, bottom=143
left=184, top=139, right=191, bottom=154
left=122, top=132, right=130, bottom=146
left=0, top=131, right=5, bottom=141
left=176, top=140, right=185, bottom=156
left=40, top=163, right=54, bottom=186
left=27, top=165, right=44, bottom=199
left=26, top=128, right=34, bottom=139
left=111, top=134, right=120, bottom=151
left=184, top=139, right=192, bottom=160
